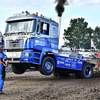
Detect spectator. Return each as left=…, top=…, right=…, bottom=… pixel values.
left=0, top=45, right=8, bottom=94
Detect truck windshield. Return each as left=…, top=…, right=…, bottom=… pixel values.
left=5, top=20, right=36, bottom=33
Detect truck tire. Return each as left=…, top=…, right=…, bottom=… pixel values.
left=80, top=63, right=93, bottom=78
left=11, top=64, right=26, bottom=74
left=39, top=57, right=55, bottom=75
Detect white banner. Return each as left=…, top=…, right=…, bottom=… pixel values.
left=91, top=39, right=96, bottom=49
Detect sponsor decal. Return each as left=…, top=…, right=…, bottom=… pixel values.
left=71, top=63, right=76, bottom=69
left=51, top=43, right=54, bottom=48
left=35, top=40, right=38, bottom=43
left=59, top=61, right=64, bottom=64
left=77, top=60, right=83, bottom=64
left=65, top=63, right=70, bottom=66
left=65, top=58, right=73, bottom=62
left=57, top=60, right=59, bottom=64
left=57, top=60, right=64, bottom=64
left=57, top=57, right=65, bottom=61
left=61, top=58, right=65, bottom=61
left=57, top=57, right=61, bottom=59
left=74, top=59, right=77, bottom=61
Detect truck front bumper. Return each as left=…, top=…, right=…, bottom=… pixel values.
left=4, top=52, right=22, bottom=63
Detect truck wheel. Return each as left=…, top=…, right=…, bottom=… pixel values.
left=11, top=64, right=26, bottom=74
left=80, top=63, right=93, bottom=78
left=39, top=57, right=55, bottom=75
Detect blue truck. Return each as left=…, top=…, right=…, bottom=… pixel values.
left=2, top=12, right=94, bottom=78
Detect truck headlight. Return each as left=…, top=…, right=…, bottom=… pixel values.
left=23, top=53, right=32, bottom=57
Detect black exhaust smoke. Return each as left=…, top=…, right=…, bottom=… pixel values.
left=55, top=0, right=68, bottom=17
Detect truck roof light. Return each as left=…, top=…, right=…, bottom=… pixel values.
left=36, top=12, right=38, bottom=16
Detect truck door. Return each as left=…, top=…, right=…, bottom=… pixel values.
left=50, top=24, right=58, bottom=50
left=35, top=20, right=50, bottom=50
left=41, top=22, right=50, bottom=48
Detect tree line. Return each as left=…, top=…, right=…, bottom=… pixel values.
left=63, top=18, right=100, bottom=49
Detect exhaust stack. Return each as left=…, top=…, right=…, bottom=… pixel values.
left=58, top=16, right=62, bottom=48
left=55, top=0, right=69, bottom=48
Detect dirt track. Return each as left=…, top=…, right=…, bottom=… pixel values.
left=0, top=71, right=100, bottom=100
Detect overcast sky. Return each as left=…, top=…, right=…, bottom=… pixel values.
left=0, top=0, right=100, bottom=47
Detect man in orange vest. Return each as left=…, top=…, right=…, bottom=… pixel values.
left=0, top=45, right=8, bottom=94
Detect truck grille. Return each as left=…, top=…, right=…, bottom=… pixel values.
left=8, top=58, right=20, bottom=61
left=6, top=39, right=24, bottom=49
left=8, top=58, right=20, bottom=63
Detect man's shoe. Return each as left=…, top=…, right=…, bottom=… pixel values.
left=0, top=91, right=5, bottom=94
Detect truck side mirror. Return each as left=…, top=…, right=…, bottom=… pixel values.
left=0, top=32, right=3, bottom=45
left=43, top=23, right=47, bottom=31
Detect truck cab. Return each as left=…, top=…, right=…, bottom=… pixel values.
left=3, top=12, right=58, bottom=74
